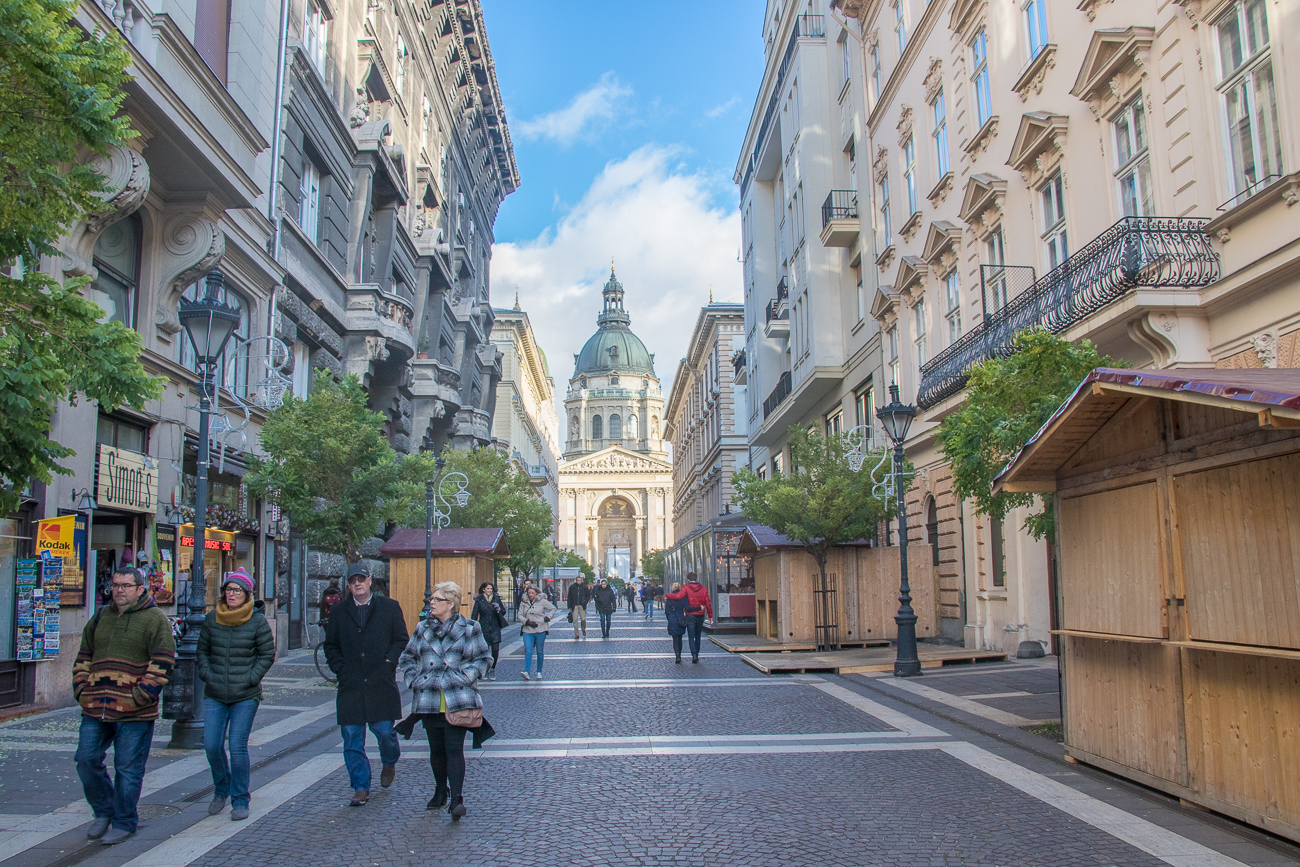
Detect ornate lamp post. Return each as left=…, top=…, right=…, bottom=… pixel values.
left=424, top=457, right=470, bottom=615
left=165, top=270, right=242, bottom=748
left=876, top=384, right=921, bottom=678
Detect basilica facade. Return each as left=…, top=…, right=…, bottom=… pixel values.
left=556, top=269, right=673, bottom=579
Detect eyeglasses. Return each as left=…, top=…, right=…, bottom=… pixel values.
left=347, top=576, right=368, bottom=584
left=223, top=586, right=246, bottom=594
left=430, top=596, right=451, bottom=604
left=111, top=583, right=139, bottom=591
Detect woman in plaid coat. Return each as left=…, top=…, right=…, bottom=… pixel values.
left=397, top=581, right=493, bottom=820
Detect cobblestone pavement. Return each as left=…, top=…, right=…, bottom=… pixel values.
left=2, top=610, right=1298, bottom=867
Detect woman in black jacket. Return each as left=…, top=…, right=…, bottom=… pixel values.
left=470, top=581, right=507, bottom=680
left=197, top=568, right=275, bottom=821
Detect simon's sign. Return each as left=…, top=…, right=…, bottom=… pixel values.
left=96, top=445, right=157, bottom=513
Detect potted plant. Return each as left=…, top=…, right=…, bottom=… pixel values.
left=416, top=334, right=430, bottom=359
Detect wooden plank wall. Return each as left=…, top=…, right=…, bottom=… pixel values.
left=390, top=555, right=476, bottom=633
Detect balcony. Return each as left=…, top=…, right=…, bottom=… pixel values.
left=763, top=278, right=790, bottom=339
left=732, top=348, right=747, bottom=384
left=916, top=217, right=1220, bottom=409
left=819, top=190, right=860, bottom=247
left=762, top=371, right=793, bottom=420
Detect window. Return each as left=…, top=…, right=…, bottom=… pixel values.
left=1113, top=96, right=1153, bottom=217
left=610, top=375, right=619, bottom=385
left=887, top=325, right=900, bottom=387
left=609, top=414, right=622, bottom=438
left=1024, top=0, right=1049, bottom=60
left=177, top=280, right=251, bottom=398
left=592, top=415, right=603, bottom=439
left=893, top=0, right=907, bottom=54
left=96, top=416, right=147, bottom=453
left=825, top=409, right=843, bottom=438
left=989, top=517, right=1006, bottom=587
left=856, top=280, right=865, bottom=322
left=903, top=136, right=918, bottom=215
left=869, top=42, right=882, bottom=102
left=394, top=33, right=407, bottom=96
left=195, top=0, right=232, bottom=83
left=855, top=384, right=875, bottom=428
left=971, top=29, right=991, bottom=128
left=840, top=35, right=851, bottom=86
left=932, top=89, right=950, bottom=176
left=913, top=298, right=927, bottom=369
left=302, top=0, right=328, bottom=75
left=772, top=453, right=783, bottom=476
left=642, top=378, right=649, bottom=388
left=1041, top=172, right=1067, bottom=269
left=1216, top=0, right=1282, bottom=198
left=985, top=228, right=1008, bottom=313
left=580, top=377, right=587, bottom=389
left=299, top=158, right=321, bottom=242
left=88, top=216, right=140, bottom=328
left=944, top=271, right=961, bottom=343
left=878, top=172, right=892, bottom=243
left=628, top=415, right=638, bottom=438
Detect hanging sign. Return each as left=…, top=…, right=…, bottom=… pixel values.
left=96, top=445, right=157, bottom=513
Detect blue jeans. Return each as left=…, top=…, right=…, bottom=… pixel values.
left=644, top=598, right=655, bottom=617
left=522, top=631, right=546, bottom=674
left=598, top=611, right=612, bottom=636
left=75, top=716, right=154, bottom=833
left=686, top=614, right=705, bottom=659
left=204, top=697, right=259, bottom=807
left=339, top=720, right=400, bottom=791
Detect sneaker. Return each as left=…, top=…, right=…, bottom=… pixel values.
left=207, top=796, right=227, bottom=816
left=100, top=827, right=135, bottom=845
left=520, top=671, right=530, bottom=680
left=230, top=806, right=249, bottom=821
left=380, top=764, right=396, bottom=788
left=86, top=817, right=111, bottom=839
left=535, top=672, right=543, bottom=680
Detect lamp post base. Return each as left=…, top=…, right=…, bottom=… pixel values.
left=893, top=657, right=922, bottom=677
left=167, top=719, right=204, bottom=750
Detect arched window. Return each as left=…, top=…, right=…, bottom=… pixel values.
left=88, top=216, right=141, bottom=327
left=926, top=498, right=940, bottom=567
left=627, top=414, right=638, bottom=438
left=609, top=414, right=622, bottom=438
left=177, top=278, right=251, bottom=397
left=592, top=415, right=603, bottom=439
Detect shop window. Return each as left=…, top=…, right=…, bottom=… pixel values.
left=96, top=416, right=148, bottom=453
left=88, top=215, right=141, bottom=328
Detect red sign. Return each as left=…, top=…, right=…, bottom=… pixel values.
left=180, top=536, right=234, bottom=552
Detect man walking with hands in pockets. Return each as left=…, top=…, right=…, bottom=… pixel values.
left=566, top=575, right=591, bottom=640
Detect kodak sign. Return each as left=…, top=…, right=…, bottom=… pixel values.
left=36, top=514, right=77, bottom=558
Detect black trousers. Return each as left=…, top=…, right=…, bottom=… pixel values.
left=488, top=641, right=500, bottom=669
left=671, top=634, right=683, bottom=660
left=421, top=715, right=467, bottom=799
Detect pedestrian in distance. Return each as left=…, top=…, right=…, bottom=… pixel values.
left=664, top=582, right=688, bottom=663
left=518, top=586, right=555, bottom=680
left=197, top=568, right=275, bottom=821
left=640, top=583, right=655, bottom=619
left=624, top=583, right=637, bottom=613
left=566, top=575, right=591, bottom=639
left=323, top=564, right=409, bottom=806
left=593, top=578, right=618, bottom=638
left=682, top=572, right=714, bottom=663
left=470, top=582, right=508, bottom=680
left=320, top=578, right=341, bottom=622
left=73, top=566, right=176, bottom=845
left=396, top=581, right=495, bottom=821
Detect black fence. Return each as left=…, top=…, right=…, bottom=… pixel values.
left=821, top=190, right=859, bottom=227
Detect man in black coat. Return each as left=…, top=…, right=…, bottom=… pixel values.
left=323, top=565, right=409, bottom=806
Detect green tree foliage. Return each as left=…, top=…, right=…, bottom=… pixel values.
left=732, top=426, right=895, bottom=642
left=640, top=548, right=665, bottom=581
left=247, top=371, right=423, bottom=563
left=936, top=327, right=1120, bottom=541
left=554, top=547, right=594, bottom=581
left=0, top=0, right=162, bottom=513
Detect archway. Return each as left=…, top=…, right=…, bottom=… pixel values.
left=596, top=495, right=637, bottom=580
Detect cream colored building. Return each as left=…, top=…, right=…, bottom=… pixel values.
left=490, top=301, right=560, bottom=534
left=556, top=269, right=673, bottom=578
left=664, top=303, right=749, bottom=540
left=834, top=0, right=1298, bottom=652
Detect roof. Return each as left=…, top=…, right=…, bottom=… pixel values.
left=573, top=268, right=657, bottom=379
left=994, top=368, right=1300, bottom=493
left=379, top=527, right=510, bottom=558
left=735, top=524, right=877, bottom=555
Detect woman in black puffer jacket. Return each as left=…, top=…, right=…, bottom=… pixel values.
left=470, top=581, right=507, bottom=680
left=197, top=568, right=275, bottom=821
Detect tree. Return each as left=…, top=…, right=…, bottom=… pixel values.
left=0, top=0, right=163, bottom=513
left=936, top=327, right=1120, bottom=541
left=640, top=548, right=665, bottom=582
left=553, top=547, right=594, bottom=582
left=732, top=425, right=895, bottom=648
left=247, top=371, right=422, bottom=563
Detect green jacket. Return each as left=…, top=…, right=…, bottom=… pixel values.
left=73, top=593, right=176, bottom=722
left=197, top=600, right=276, bottom=704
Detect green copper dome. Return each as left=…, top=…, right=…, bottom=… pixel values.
left=573, top=268, right=656, bottom=378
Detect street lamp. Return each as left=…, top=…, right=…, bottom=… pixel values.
left=424, top=457, right=470, bottom=615
left=71, top=489, right=96, bottom=605
left=876, top=384, right=921, bottom=678
left=165, top=270, right=241, bottom=749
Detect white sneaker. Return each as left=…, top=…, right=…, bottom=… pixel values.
left=520, top=671, right=530, bottom=680
left=535, top=672, right=543, bottom=680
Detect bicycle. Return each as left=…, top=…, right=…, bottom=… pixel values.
left=313, top=617, right=338, bottom=684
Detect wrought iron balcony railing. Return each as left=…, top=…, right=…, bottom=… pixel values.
left=776, top=276, right=789, bottom=301
left=765, top=299, right=788, bottom=325
left=731, top=348, right=747, bottom=377
left=762, top=370, right=793, bottom=420
left=917, top=217, right=1220, bottom=409
left=821, top=190, right=859, bottom=227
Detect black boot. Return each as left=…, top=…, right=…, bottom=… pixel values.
left=448, top=796, right=466, bottom=819
left=426, top=784, right=449, bottom=810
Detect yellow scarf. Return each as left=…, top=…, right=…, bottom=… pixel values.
left=215, top=598, right=254, bottom=627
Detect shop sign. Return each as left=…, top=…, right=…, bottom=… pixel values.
left=96, top=445, right=157, bottom=513
left=180, top=535, right=234, bottom=552
left=152, top=524, right=177, bottom=604
left=36, top=514, right=86, bottom=606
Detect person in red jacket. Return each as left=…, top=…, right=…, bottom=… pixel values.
left=681, top=573, right=713, bottom=663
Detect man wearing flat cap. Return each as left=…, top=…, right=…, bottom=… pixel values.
left=323, top=564, right=408, bottom=806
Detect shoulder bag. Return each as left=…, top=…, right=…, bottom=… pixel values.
left=446, top=706, right=483, bottom=728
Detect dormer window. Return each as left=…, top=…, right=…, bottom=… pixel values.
left=580, top=377, right=587, bottom=388
left=610, top=375, right=619, bottom=385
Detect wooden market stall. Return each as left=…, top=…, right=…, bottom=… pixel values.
left=379, top=528, right=510, bottom=633
left=995, top=368, right=1300, bottom=843
left=737, top=525, right=937, bottom=648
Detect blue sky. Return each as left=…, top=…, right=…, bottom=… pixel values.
left=481, top=1, right=766, bottom=420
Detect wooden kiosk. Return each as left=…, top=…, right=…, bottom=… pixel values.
left=379, top=528, right=510, bottom=633
left=995, top=368, right=1300, bottom=843
left=737, top=525, right=937, bottom=647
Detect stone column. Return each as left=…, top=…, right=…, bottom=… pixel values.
left=635, top=522, right=644, bottom=570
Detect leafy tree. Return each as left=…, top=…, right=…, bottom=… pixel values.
left=640, top=548, right=665, bottom=582
left=554, top=547, right=594, bottom=581
left=936, top=327, right=1120, bottom=541
left=247, top=371, right=422, bottom=563
left=732, top=425, right=895, bottom=647
left=0, top=0, right=162, bottom=513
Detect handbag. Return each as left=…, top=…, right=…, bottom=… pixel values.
left=567, top=610, right=573, bottom=622
left=445, top=706, right=483, bottom=728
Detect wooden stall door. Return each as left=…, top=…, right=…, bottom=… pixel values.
left=754, top=555, right=779, bottom=640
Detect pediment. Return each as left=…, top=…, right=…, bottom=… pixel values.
left=920, top=221, right=962, bottom=264
left=1070, top=27, right=1155, bottom=102
left=560, top=446, right=672, bottom=475
left=870, top=286, right=899, bottom=321
left=958, top=173, right=1007, bottom=223
left=1006, top=112, right=1068, bottom=173
left=895, top=256, right=928, bottom=296
left=948, top=0, right=984, bottom=38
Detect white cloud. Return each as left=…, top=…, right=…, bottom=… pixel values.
left=515, top=72, right=632, bottom=146
left=492, top=145, right=742, bottom=443
left=705, top=96, right=741, bottom=118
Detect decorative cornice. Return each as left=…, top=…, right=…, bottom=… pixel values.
left=1011, top=45, right=1057, bottom=102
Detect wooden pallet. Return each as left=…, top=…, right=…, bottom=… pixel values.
left=741, top=647, right=1007, bottom=675
left=708, top=635, right=817, bottom=653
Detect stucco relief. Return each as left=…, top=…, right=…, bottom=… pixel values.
left=154, top=215, right=225, bottom=335
left=60, top=144, right=151, bottom=279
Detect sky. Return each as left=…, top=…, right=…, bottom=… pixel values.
left=480, top=1, right=767, bottom=438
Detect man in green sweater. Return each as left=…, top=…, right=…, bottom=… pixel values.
left=73, top=566, right=176, bottom=845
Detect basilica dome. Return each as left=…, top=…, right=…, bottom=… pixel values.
left=572, top=268, right=656, bottom=379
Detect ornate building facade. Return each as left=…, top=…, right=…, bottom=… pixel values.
left=556, top=270, right=673, bottom=578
